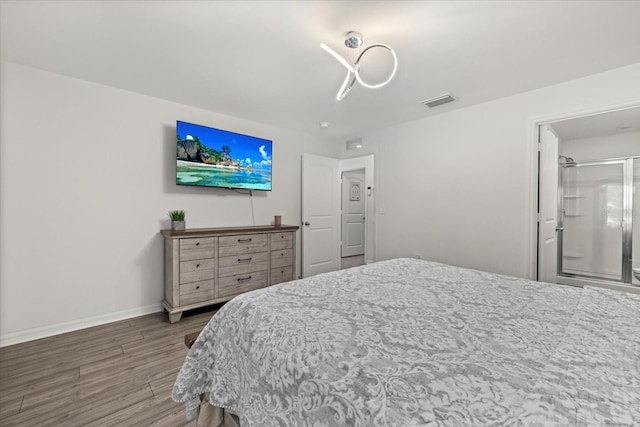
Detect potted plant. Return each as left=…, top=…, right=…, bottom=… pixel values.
left=168, top=210, right=186, bottom=231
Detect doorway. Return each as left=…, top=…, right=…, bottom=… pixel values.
left=301, top=154, right=375, bottom=278
left=536, top=105, right=640, bottom=291
left=341, top=169, right=366, bottom=269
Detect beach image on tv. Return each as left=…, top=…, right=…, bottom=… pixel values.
left=176, top=121, right=272, bottom=191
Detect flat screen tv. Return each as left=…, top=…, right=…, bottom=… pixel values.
left=176, top=120, right=272, bottom=191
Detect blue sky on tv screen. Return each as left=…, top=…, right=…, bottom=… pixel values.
left=177, top=121, right=272, bottom=168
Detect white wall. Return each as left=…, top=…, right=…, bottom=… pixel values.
left=338, top=63, right=640, bottom=279
left=560, top=130, right=640, bottom=161
left=0, top=62, right=335, bottom=346
left=4, top=61, right=640, bottom=345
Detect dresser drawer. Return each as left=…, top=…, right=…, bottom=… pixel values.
left=180, top=258, right=215, bottom=282
left=180, top=257, right=215, bottom=272
left=270, top=266, right=293, bottom=285
left=270, top=232, right=293, bottom=251
left=218, top=252, right=268, bottom=278
left=179, top=279, right=214, bottom=305
left=218, top=270, right=267, bottom=297
left=218, top=234, right=268, bottom=256
left=180, top=237, right=216, bottom=261
left=271, top=249, right=293, bottom=268
left=219, top=251, right=268, bottom=267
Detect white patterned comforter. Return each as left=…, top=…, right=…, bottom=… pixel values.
left=173, top=258, right=640, bottom=426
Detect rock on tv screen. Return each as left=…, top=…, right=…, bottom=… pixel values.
left=176, top=120, right=272, bottom=191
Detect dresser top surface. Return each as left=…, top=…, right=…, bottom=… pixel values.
left=161, top=225, right=299, bottom=238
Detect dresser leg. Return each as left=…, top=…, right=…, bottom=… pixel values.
left=168, top=311, right=183, bottom=324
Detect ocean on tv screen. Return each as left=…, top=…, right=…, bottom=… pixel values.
left=176, top=160, right=272, bottom=190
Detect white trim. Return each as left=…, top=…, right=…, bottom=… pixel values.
left=526, top=116, right=540, bottom=280
left=0, top=303, right=163, bottom=347
left=528, top=100, right=640, bottom=281
left=533, top=102, right=640, bottom=126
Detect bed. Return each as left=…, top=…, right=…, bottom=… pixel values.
left=172, top=258, right=640, bottom=426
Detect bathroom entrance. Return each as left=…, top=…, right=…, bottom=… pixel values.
left=537, top=106, right=640, bottom=290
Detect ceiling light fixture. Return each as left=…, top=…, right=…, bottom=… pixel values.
left=321, top=31, right=398, bottom=101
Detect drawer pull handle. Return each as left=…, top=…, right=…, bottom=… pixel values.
left=237, top=238, right=252, bottom=243
left=196, top=263, right=200, bottom=268
left=281, top=270, right=284, bottom=273
left=196, top=242, right=200, bottom=246
left=196, top=285, right=200, bottom=289
left=281, top=235, right=284, bottom=239
left=237, top=276, right=252, bottom=282
left=281, top=252, right=284, bottom=256
left=237, top=257, right=252, bottom=263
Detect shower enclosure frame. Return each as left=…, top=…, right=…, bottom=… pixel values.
left=557, top=156, right=636, bottom=284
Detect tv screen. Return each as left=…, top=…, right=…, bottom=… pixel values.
left=176, top=120, right=272, bottom=191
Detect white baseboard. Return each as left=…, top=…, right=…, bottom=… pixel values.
left=0, top=304, right=163, bottom=347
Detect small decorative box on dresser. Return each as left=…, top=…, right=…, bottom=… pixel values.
left=161, top=225, right=298, bottom=323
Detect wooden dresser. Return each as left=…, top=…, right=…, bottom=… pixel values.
left=161, top=225, right=298, bottom=323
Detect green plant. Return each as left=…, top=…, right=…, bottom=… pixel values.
left=168, top=210, right=185, bottom=221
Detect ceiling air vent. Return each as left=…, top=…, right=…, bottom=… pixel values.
left=420, top=94, right=456, bottom=108
left=346, top=138, right=363, bottom=150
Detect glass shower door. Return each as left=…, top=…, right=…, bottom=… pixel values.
left=559, top=161, right=625, bottom=281
left=633, top=159, right=640, bottom=286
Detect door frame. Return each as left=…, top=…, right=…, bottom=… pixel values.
left=339, top=154, right=375, bottom=266
left=529, top=101, right=640, bottom=281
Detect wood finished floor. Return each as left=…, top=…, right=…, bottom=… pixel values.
left=340, top=255, right=365, bottom=270
left=0, top=306, right=218, bottom=426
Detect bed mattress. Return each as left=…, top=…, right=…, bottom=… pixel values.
left=173, top=258, right=640, bottom=426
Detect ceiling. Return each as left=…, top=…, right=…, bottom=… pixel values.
left=551, top=107, right=640, bottom=140
left=2, top=0, right=640, bottom=139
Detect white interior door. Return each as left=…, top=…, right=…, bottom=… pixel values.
left=339, top=155, right=375, bottom=264
left=538, top=124, right=559, bottom=283
left=302, top=153, right=340, bottom=278
left=341, top=171, right=365, bottom=257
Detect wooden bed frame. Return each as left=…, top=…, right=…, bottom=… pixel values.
left=185, top=331, right=200, bottom=349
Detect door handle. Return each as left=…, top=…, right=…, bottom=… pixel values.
left=555, top=226, right=564, bottom=232
left=304, top=221, right=310, bottom=226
